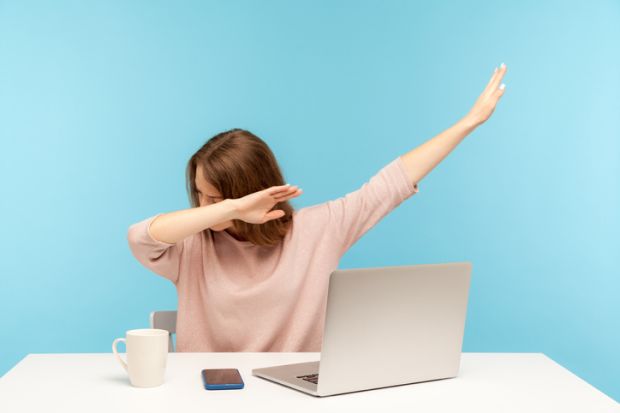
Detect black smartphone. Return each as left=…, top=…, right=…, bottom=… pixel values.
left=201, top=368, right=244, bottom=390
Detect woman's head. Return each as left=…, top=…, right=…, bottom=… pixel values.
left=186, top=128, right=294, bottom=247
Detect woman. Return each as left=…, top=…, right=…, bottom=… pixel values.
left=128, top=64, right=507, bottom=352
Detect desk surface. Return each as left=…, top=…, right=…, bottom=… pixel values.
left=0, top=352, right=617, bottom=413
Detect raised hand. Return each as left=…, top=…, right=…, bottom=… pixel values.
left=231, top=184, right=303, bottom=224
left=466, top=63, right=508, bottom=127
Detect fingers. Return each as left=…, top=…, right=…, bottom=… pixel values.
left=482, top=64, right=507, bottom=99
left=267, top=184, right=295, bottom=195
left=264, top=209, right=286, bottom=221
left=482, top=67, right=498, bottom=96
left=268, top=183, right=300, bottom=195
left=493, top=83, right=506, bottom=99
left=488, top=63, right=507, bottom=95
left=274, top=187, right=302, bottom=202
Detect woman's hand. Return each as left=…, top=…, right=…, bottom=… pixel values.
left=465, top=63, right=508, bottom=127
left=230, top=184, right=303, bottom=224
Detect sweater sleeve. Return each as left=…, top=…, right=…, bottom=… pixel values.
left=323, top=156, right=419, bottom=257
left=127, top=213, right=185, bottom=284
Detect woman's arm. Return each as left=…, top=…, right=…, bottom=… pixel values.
left=149, top=200, right=238, bottom=244
left=149, top=183, right=300, bottom=244
left=401, top=64, right=508, bottom=186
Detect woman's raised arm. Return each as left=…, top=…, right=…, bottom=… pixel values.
left=401, top=63, right=508, bottom=186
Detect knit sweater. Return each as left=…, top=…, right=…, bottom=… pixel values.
left=127, top=155, right=419, bottom=352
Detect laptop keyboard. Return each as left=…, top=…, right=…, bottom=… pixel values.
left=297, top=373, right=319, bottom=384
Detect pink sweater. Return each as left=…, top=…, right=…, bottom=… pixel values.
left=127, top=156, right=419, bottom=352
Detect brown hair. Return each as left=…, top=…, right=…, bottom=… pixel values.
left=185, top=128, right=294, bottom=247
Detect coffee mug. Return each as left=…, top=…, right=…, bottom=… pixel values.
left=112, top=328, right=169, bottom=387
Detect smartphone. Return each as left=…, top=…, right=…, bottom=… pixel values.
left=201, top=368, right=244, bottom=390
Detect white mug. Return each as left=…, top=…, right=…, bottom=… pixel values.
left=112, top=328, right=169, bottom=387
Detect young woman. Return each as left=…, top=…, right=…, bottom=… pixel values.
left=128, top=64, right=507, bottom=352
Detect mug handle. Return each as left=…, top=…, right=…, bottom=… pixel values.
left=112, top=338, right=128, bottom=372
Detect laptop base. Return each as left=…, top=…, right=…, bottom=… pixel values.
left=252, top=361, right=320, bottom=396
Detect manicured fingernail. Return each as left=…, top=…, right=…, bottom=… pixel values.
left=500, top=62, right=505, bottom=68
left=499, top=83, right=506, bottom=90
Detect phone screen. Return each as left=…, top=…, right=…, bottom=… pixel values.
left=202, top=369, right=243, bottom=385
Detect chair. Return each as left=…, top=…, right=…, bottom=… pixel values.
left=149, top=310, right=177, bottom=352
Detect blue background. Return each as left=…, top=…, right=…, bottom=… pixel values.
left=1, top=0, right=618, bottom=402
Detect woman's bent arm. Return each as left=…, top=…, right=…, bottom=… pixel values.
left=149, top=199, right=239, bottom=244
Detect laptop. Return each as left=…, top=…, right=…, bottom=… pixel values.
left=252, top=262, right=472, bottom=397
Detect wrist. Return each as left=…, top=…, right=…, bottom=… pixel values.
left=223, top=198, right=240, bottom=220
left=459, top=115, right=481, bottom=132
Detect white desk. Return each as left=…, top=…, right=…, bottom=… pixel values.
left=0, top=353, right=617, bottom=412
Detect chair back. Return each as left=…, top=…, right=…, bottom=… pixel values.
left=149, top=310, right=177, bottom=352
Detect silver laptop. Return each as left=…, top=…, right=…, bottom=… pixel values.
left=252, top=262, right=472, bottom=397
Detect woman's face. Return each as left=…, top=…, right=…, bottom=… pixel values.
left=195, top=164, right=233, bottom=231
